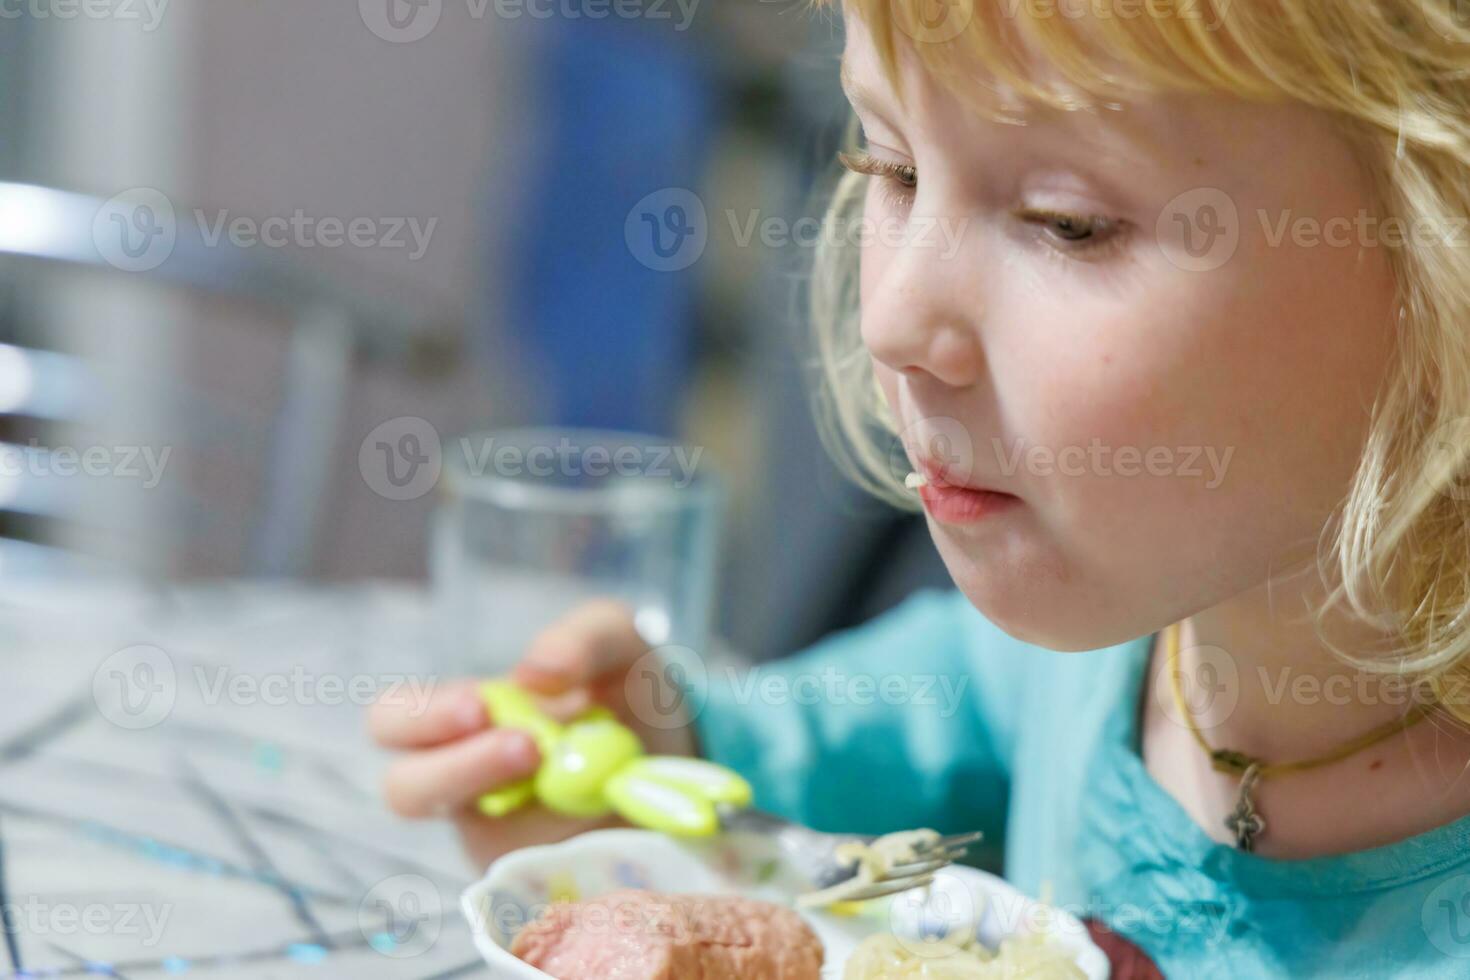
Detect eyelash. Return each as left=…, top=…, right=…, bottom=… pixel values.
left=836, top=148, right=1127, bottom=258
left=838, top=149, right=917, bottom=210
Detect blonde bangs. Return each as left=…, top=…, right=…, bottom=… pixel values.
left=813, top=0, right=1470, bottom=138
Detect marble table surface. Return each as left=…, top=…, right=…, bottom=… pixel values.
left=0, top=581, right=493, bottom=979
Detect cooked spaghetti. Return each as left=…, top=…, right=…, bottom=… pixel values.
left=841, top=930, right=1084, bottom=979
left=796, top=829, right=941, bottom=908
left=796, top=831, right=1084, bottom=977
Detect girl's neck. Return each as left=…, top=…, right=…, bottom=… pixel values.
left=1146, top=569, right=1470, bottom=858
left=1170, top=570, right=1425, bottom=764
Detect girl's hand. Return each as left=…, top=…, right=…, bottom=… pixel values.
left=368, top=599, right=698, bottom=868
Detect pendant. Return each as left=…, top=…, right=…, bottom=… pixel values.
left=1223, top=763, right=1265, bottom=852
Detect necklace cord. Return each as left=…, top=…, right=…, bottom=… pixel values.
left=1163, top=620, right=1437, bottom=779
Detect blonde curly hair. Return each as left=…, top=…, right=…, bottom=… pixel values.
left=805, top=0, right=1470, bottom=719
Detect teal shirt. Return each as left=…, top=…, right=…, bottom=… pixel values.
left=685, top=589, right=1470, bottom=978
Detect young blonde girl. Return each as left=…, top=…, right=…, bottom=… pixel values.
left=373, top=1, right=1470, bottom=974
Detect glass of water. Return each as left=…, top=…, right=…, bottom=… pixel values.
left=431, top=427, right=722, bottom=677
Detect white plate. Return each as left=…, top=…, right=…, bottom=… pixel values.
left=461, top=828, right=1109, bottom=979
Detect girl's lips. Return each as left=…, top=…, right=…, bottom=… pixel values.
left=916, top=481, right=1020, bottom=525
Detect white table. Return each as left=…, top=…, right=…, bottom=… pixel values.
left=0, top=582, right=490, bottom=979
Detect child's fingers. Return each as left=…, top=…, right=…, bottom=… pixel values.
left=513, top=598, right=647, bottom=695
left=368, top=679, right=487, bottom=750
left=382, top=727, right=538, bottom=819
left=529, top=687, right=598, bottom=725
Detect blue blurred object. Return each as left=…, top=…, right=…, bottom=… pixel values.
left=500, top=20, right=714, bottom=435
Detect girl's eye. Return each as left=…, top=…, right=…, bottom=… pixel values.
left=837, top=149, right=917, bottom=206
left=836, top=148, right=1127, bottom=258
left=1018, top=208, right=1126, bottom=255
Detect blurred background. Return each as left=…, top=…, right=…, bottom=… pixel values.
left=0, top=4, right=972, bottom=976
left=0, top=0, right=952, bottom=660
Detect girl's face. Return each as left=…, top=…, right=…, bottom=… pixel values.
left=845, top=12, right=1400, bottom=649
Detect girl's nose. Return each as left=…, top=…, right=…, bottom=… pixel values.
left=859, top=229, right=985, bottom=388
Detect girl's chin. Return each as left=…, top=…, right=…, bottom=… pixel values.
left=938, top=549, right=1111, bottom=652
left=958, top=583, right=1146, bottom=653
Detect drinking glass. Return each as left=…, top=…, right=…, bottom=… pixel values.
left=431, top=427, right=722, bottom=677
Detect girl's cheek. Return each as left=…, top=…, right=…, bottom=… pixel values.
left=857, top=236, right=903, bottom=391
left=983, top=296, right=1154, bottom=437
left=856, top=232, right=890, bottom=319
